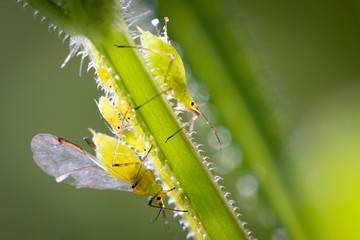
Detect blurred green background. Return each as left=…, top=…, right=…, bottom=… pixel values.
left=2, top=0, right=360, bottom=239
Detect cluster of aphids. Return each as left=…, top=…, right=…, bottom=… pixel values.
left=31, top=17, right=220, bottom=218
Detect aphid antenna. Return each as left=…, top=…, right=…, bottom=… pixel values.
left=133, top=87, right=173, bottom=111
left=148, top=201, right=188, bottom=212
left=196, top=106, right=222, bottom=151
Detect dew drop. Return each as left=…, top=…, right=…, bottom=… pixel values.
left=236, top=174, right=258, bottom=197
left=213, top=145, right=242, bottom=174
left=272, top=228, right=289, bottom=240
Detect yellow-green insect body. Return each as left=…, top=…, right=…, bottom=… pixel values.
left=91, top=130, right=165, bottom=204
left=92, top=130, right=140, bottom=182
left=115, top=94, right=137, bottom=126
left=97, top=96, right=125, bottom=133
left=140, top=31, right=199, bottom=111
left=88, top=44, right=117, bottom=93
left=97, top=96, right=148, bottom=155
left=135, top=22, right=220, bottom=146
left=96, top=59, right=116, bottom=93
left=31, top=132, right=175, bottom=210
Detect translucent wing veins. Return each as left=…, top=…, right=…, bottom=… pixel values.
left=31, top=133, right=131, bottom=192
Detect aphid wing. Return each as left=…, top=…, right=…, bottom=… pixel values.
left=31, top=134, right=131, bottom=192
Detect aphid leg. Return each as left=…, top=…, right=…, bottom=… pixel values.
left=83, top=137, right=96, bottom=151
left=168, top=104, right=222, bottom=151
left=165, top=110, right=200, bottom=143
left=110, top=122, right=128, bottom=166
left=141, top=145, right=153, bottom=163
left=134, top=88, right=173, bottom=110
left=148, top=197, right=188, bottom=212
left=115, top=44, right=175, bottom=81
left=114, top=44, right=177, bottom=111
left=189, top=112, right=196, bottom=133
left=148, top=187, right=188, bottom=219
left=111, top=107, right=130, bottom=166
left=114, top=45, right=175, bottom=85
left=111, top=161, right=139, bottom=167
left=164, top=187, right=176, bottom=193
left=132, top=146, right=152, bottom=186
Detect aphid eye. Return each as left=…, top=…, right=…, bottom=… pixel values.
left=191, top=101, right=195, bottom=106
left=156, top=196, right=161, bottom=201
left=117, top=126, right=121, bottom=129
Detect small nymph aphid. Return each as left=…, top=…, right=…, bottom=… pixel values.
left=97, top=96, right=148, bottom=158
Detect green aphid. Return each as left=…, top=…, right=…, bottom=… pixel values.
left=116, top=18, right=221, bottom=147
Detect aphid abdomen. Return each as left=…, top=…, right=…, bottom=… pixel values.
left=140, top=32, right=189, bottom=103
left=91, top=131, right=142, bottom=182
left=97, top=97, right=124, bottom=133
left=133, top=169, right=162, bottom=196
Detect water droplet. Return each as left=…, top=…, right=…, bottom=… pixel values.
left=272, top=228, right=289, bottom=240
left=213, top=145, right=242, bottom=174
left=236, top=174, right=258, bottom=197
